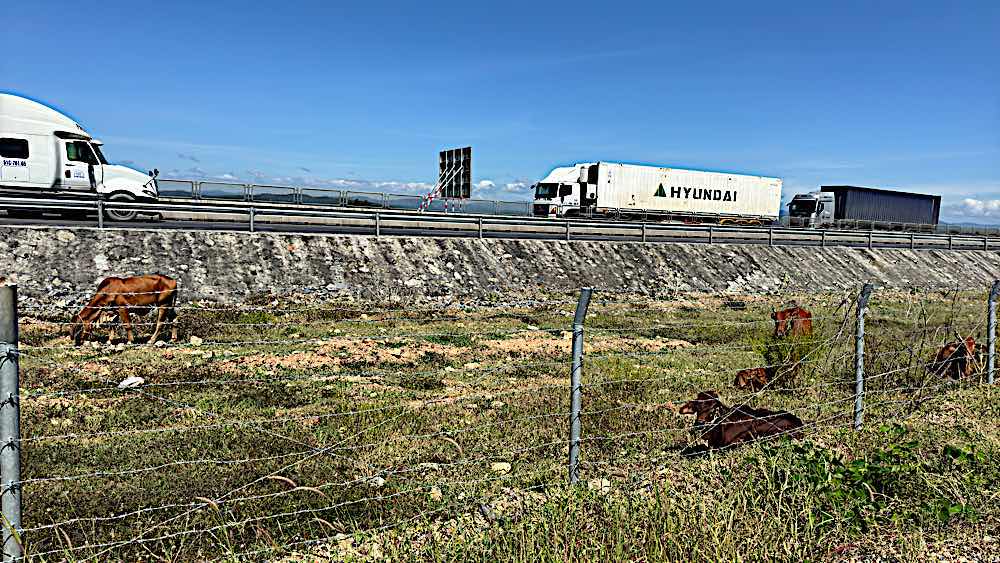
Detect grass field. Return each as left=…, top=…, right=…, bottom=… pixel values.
left=13, top=288, right=1000, bottom=561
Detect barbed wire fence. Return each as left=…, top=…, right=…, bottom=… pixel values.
left=0, top=280, right=997, bottom=560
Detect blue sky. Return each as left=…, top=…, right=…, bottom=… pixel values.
left=5, top=1, right=999, bottom=220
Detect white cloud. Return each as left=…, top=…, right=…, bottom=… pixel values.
left=475, top=180, right=496, bottom=189
left=945, top=198, right=1000, bottom=219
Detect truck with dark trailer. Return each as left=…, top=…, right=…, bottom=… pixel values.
left=787, top=186, right=942, bottom=231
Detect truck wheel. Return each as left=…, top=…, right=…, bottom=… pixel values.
left=105, top=193, right=138, bottom=221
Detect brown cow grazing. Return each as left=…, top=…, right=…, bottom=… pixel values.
left=734, top=367, right=774, bottom=392
left=678, top=390, right=804, bottom=449
left=929, top=337, right=977, bottom=380
left=70, top=274, right=179, bottom=346
left=771, top=305, right=813, bottom=338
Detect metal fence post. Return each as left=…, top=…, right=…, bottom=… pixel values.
left=478, top=217, right=484, bottom=239
left=0, top=285, right=23, bottom=560
left=568, top=287, right=593, bottom=484
left=821, top=229, right=826, bottom=247
left=375, top=213, right=381, bottom=237
left=768, top=227, right=774, bottom=247
left=910, top=232, right=915, bottom=250
left=96, top=199, right=104, bottom=229
left=565, top=222, right=571, bottom=242
left=948, top=235, right=953, bottom=250
left=988, top=280, right=1000, bottom=385
left=248, top=207, right=256, bottom=233
left=868, top=231, right=873, bottom=250
left=854, top=283, right=874, bottom=431
left=641, top=223, right=647, bottom=243
left=708, top=225, right=713, bottom=244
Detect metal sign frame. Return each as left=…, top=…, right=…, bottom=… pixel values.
left=439, top=147, right=471, bottom=199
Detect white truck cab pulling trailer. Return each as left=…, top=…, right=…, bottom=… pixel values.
left=0, top=93, right=158, bottom=220
left=531, top=162, right=781, bottom=225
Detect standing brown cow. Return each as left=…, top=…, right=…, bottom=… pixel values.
left=678, top=390, right=804, bottom=449
left=70, top=274, right=179, bottom=345
left=772, top=305, right=813, bottom=338
left=929, top=337, right=977, bottom=380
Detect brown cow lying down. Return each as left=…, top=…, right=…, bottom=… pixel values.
left=929, top=337, right=977, bottom=380
left=734, top=367, right=774, bottom=391
left=772, top=305, right=813, bottom=338
left=678, top=390, right=804, bottom=449
left=70, top=274, right=179, bottom=345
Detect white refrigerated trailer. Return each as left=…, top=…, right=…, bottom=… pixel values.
left=531, top=162, right=782, bottom=225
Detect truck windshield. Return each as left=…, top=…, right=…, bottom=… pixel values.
left=788, top=200, right=817, bottom=217
left=90, top=143, right=108, bottom=165
left=535, top=183, right=557, bottom=199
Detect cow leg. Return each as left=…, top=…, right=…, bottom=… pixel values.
left=119, top=307, right=134, bottom=344
left=168, top=308, right=178, bottom=342
left=150, top=306, right=166, bottom=343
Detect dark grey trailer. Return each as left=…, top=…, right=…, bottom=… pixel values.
left=821, top=186, right=941, bottom=226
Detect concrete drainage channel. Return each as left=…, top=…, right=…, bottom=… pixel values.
left=0, top=195, right=995, bottom=251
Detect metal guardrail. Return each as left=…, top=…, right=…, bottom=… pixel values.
left=156, top=178, right=1000, bottom=237
left=155, top=179, right=534, bottom=217
left=0, top=195, right=997, bottom=252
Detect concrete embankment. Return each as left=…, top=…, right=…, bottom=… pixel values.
left=0, top=225, right=995, bottom=306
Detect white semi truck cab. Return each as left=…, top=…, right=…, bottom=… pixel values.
left=531, top=163, right=593, bottom=217
left=0, top=93, right=159, bottom=220
left=787, top=191, right=835, bottom=227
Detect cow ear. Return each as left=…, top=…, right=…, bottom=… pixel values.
left=705, top=389, right=720, bottom=400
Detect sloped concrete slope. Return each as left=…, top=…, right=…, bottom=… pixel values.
left=0, top=226, right=994, bottom=304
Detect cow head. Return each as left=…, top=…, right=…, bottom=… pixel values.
left=678, top=390, right=724, bottom=424
left=734, top=367, right=768, bottom=390
left=69, top=313, right=90, bottom=346
left=772, top=308, right=790, bottom=337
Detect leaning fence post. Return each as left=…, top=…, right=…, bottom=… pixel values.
left=988, top=280, right=1000, bottom=385
left=854, top=283, right=874, bottom=430
left=0, top=285, right=22, bottom=561
left=568, top=287, right=593, bottom=484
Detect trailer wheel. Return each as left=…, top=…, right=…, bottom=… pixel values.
left=105, top=193, right=138, bottom=221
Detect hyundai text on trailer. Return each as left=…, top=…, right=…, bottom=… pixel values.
left=531, top=162, right=782, bottom=225
left=0, top=93, right=159, bottom=221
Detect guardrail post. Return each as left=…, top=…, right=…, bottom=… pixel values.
left=565, top=222, right=571, bottom=242
left=820, top=229, right=826, bottom=247
left=708, top=225, right=713, bottom=244
left=97, top=199, right=104, bottom=229
left=984, top=237, right=989, bottom=252
left=854, top=283, right=874, bottom=431
left=867, top=231, right=873, bottom=250
left=768, top=227, right=774, bottom=247
left=988, top=281, right=1000, bottom=385
left=375, top=213, right=381, bottom=237
left=910, top=232, right=915, bottom=250
left=478, top=217, right=484, bottom=239
left=641, top=223, right=647, bottom=243
left=248, top=207, right=256, bottom=233
left=0, top=285, right=23, bottom=561
left=949, top=235, right=953, bottom=250
left=568, top=287, right=593, bottom=484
